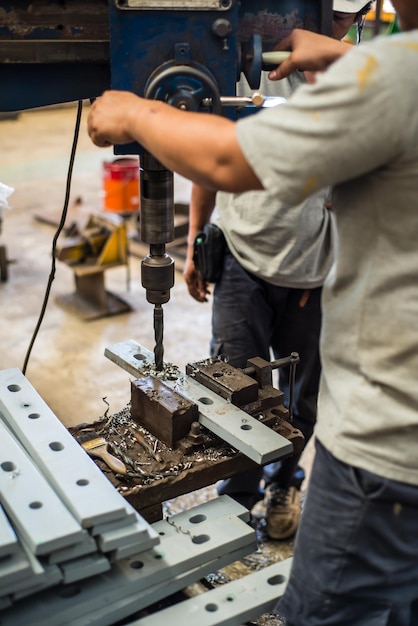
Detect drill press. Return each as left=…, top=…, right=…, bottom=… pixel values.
left=0, top=0, right=332, bottom=370
left=139, top=154, right=175, bottom=370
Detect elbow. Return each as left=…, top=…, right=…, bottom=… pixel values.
left=207, top=156, right=263, bottom=193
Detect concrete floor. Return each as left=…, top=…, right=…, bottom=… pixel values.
left=0, top=103, right=212, bottom=428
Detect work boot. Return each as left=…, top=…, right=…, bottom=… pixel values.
left=264, top=485, right=301, bottom=540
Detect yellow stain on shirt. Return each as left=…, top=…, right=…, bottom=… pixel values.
left=357, top=56, right=378, bottom=90
left=302, top=176, right=318, bottom=198
left=391, top=41, right=418, bottom=52
left=312, top=112, right=321, bottom=122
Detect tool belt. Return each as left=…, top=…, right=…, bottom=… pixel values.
left=193, top=223, right=226, bottom=283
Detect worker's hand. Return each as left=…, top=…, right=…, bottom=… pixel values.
left=268, top=29, right=352, bottom=81
left=183, top=257, right=210, bottom=302
left=87, top=91, right=141, bottom=147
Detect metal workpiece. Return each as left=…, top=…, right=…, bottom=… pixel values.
left=131, top=375, right=199, bottom=447
left=130, top=558, right=292, bottom=626
left=0, top=542, right=34, bottom=590
left=0, top=504, right=18, bottom=559
left=0, top=496, right=258, bottom=626
left=0, top=419, right=85, bottom=556
left=0, top=370, right=291, bottom=624
left=0, top=368, right=158, bottom=539
left=105, top=340, right=293, bottom=464
left=0, top=369, right=128, bottom=528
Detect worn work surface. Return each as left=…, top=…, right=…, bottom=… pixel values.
left=69, top=402, right=300, bottom=523
left=69, top=404, right=297, bottom=625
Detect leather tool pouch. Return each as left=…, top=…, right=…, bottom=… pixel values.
left=193, top=223, right=226, bottom=283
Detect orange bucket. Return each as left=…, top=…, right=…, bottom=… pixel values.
left=103, top=158, right=140, bottom=214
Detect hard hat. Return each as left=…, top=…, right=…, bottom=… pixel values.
left=332, top=0, right=370, bottom=13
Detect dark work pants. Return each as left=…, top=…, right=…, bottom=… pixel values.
left=278, top=440, right=418, bottom=626
left=211, top=251, right=322, bottom=504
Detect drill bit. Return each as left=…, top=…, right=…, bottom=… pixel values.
left=154, top=303, right=164, bottom=371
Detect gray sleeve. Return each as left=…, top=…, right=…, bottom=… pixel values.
left=236, top=39, right=409, bottom=206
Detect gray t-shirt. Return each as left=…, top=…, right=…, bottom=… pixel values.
left=216, top=72, right=334, bottom=288
left=237, top=31, right=418, bottom=485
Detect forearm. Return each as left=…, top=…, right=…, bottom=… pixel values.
left=88, top=92, right=262, bottom=193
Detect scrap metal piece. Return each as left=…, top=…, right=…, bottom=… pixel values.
left=129, top=426, right=163, bottom=462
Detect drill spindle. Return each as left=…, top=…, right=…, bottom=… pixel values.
left=139, top=155, right=175, bottom=372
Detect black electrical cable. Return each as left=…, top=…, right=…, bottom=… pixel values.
left=22, top=100, right=83, bottom=375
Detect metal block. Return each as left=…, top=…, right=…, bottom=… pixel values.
left=90, top=506, right=137, bottom=536
left=133, top=559, right=292, bottom=626
left=0, top=503, right=18, bottom=558
left=131, top=376, right=198, bottom=447
left=60, top=554, right=111, bottom=584
left=1, top=538, right=60, bottom=599
left=0, top=543, right=32, bottom=588
left=112, top=515, right=255, bottom=593
left=186, top=359, right=259, bottom=405
left=0, top=368, right=133, bottom=528
left=105, top=341, right=293, bottom=464
left=46, top=532, right=98, bottom=565
left=245, top=356, right=273, bottom=387
left=0, top=596, right=12, bottom=610
left=152, top=496, right=250, bottom=538
left=97, top=513, right=158, bottom=554
left=12, top=564, right=62, bottom=600
left=0, top=419, right=85, bottom=555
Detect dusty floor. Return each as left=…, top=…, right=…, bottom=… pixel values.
left=0, top=104, right=314, bottom=624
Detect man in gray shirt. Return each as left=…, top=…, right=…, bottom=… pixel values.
left=183, top=0, right=370, bottom=541
left=88, top=0, right=418, bottom=620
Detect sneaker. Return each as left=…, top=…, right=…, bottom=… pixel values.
left=264, top=485, right=301, bottom=540
left=250, top=497, right=267, bottom=520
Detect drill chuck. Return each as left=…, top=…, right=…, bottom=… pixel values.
left=141, top=250, right=174, bottom=305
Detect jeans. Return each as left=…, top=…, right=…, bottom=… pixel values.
left=211, top=250, right=322, bottom=503
left=278, top=440, right=418, bottom=625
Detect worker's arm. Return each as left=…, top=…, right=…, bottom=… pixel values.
left=183, top=185, right=216, bottom=303
left=87, top=92, right=262, bottom=193
left=268, top=29, right=352, bottom=81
